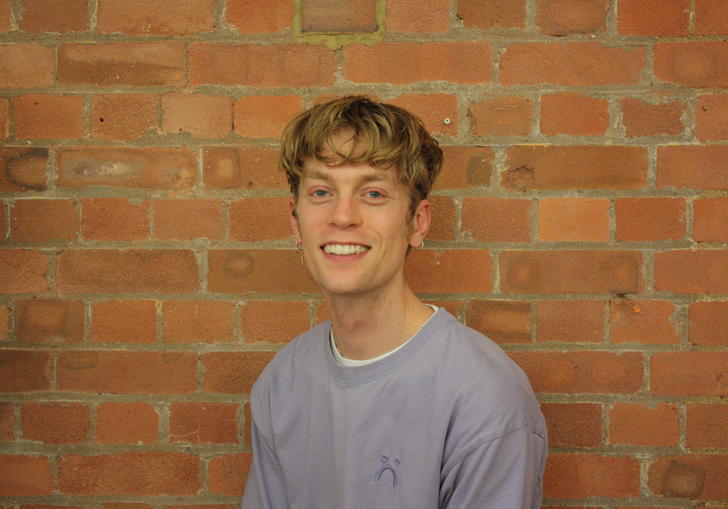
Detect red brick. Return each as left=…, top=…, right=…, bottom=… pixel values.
left=466, top=300, right=531, bottom=344
left=695, top=0, right=728, bottom=34
left=203, top=146, right=286, bottom=190
left=0, top=305, right=7, bottom=341
left=0, top=0, right=10, bottom=31
left=505, top=146, right=648, bottom=190
left=536, top=0, right=609, bottom=35
left=610, top=299, right=678, bottom=344
left=389, top=94, right=458, bottom=136
left=57, top=249, right=198, bottom=294
left=90, top=300, right=157, bottom=343
left=190, top=43, right=335, bottom=87
left=434, top=146, right=493, bottom=190
left=90, top=94, right=158, bottom=141
left=21, top=402, right=88, bottom=444
left=621, top=98, right=685, bottom=137
left=0, top=402, right=12, bottom=440
left=689, top=301, right=728, bottom=346
left=469, top=96, right=533, bottom=137
left=15, top=299, right=84, bottom=343
left=0, top=455, right=53, bottom=495
left=19, top=0, right=88, bottom=32
left=541, top=403, right=602, bottom=447
left=658, top=145, right=728, bottom=190
left=501, top=250, right=642, bottom=294
left=163, top=300, right=235, bottom=343
left=386, top=0, right=449, bottom=32
left=649, top=455, right=728, bottom=499
left=538, top=198, right=609, bottom=242
left=13, top=94, right=84, bottom=139
left=58, top=42, right=185, bottom=86
left=301, top=0, right=376, bottom=32
left=208, top=250, right=317, bottom=294
left=164, top=506, right=234, bottom=509
left=461, top=198, right=531, bottom=243
left=11, top=199, right=78, bottom=242
left=545, top=454, right=640, bottom=498
left=457, top=0, right=525, bottom=28
left=0, top=350, right=51, bottom=392
left=619, top=0, right=690, bottom=35
left=405, top=250, right=493, bottom=294
left=202, top=351, right=275, bottom=394
left=58, top=452, right=200, bottom=495
left=695, top=94, right=728, bottom=141
left=97, top=0, right=214, bottom=35
left=153, top=199, right=223, bottom=241
left=82, top=198, right=150, bottom=241
left=424, top=195, right=454, bottom=242
left=344, top=42, right=491, bottom=85
left=57, top=350, right=197, bottom=394
left=687, top=404, right=728, bottom=448
left=694, top=197, right=728, bottom=242
left=500, top=42, right=645, bottom=86
left=615, top=198, right=685, bottom=241
left=536, top=300, right=604, bottom=342
left=0, top=249, right=49, bottom=294
left=0, top=147, right=48, bottom=192
left=208, top=453, right=251, bottom=496
left=170, top=402, right=237, bottom=443
left=241, top=300, right=310, bottom=343
left=104, top=504, right=152, bottom=509
left=654, top=42, right=728, bottom=88
left=229, top=197, right=290, bottom=242
left=540, top=93, right=608, bottom=136
left=234, top=95, right=302, bottom=139
left=511, top=351, right=643, bottom=394
left=0, top=44, right=54, bottom=88
left=0, top=96, right=8, bottom=138
left=95, top=402, right=158, bottom=444
left=652, top=352, right=728, bottom=396
left=609, top=402, right=678, bottom=446
left=227, top=0, right=292, bottom=33
left=57, top=147, right=197, bottom=190
left=655, top=250, right=728, bottom=294
left=162, top=93, right=232, bottom=139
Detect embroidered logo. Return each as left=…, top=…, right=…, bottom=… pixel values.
left=375, top=455, right=400, bottom=488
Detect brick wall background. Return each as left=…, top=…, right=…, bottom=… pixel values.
left=1, top=0, right=727, bottom=507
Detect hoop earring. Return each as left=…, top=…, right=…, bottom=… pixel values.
left=419, top=240, right=425, bottom=249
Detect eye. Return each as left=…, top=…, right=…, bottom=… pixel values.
left=364, top=190, right=386, bottom=200
left=311, top=189, right=330, bottom=198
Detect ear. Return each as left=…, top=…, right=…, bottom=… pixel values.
left=289, top=198, right=301, bottom=243
left=408, top=199, right=431, bottom=248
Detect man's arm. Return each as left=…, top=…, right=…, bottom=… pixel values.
left=241, top=418, right=290, bottom=509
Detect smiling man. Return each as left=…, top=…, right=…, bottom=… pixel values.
left=242, top=96, right=547, bottom=509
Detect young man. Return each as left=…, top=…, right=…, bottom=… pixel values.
left=242, top=96, right=547, bottom=509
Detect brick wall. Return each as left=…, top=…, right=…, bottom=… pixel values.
left=1, top=0, right=727, bottom=507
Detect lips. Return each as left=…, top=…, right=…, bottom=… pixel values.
left=321, top=243, right=370, bottom=255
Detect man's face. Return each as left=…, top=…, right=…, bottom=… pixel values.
left=290, top=158, right=430, bottom=299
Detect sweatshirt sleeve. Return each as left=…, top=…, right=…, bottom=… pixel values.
left=439, top=426, right=547, bottom=509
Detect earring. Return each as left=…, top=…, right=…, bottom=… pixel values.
left=419, top=240, right=425, bottom=249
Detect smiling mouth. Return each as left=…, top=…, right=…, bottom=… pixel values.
left=322, top=243, right=370, bottom=255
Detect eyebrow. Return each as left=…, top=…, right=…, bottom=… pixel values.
left=305, top=170, right=387, bottom=185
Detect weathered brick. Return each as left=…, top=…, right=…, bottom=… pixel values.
left=90, top=300, right=157, bottom=343
left=389, top=94, right=458, bottom=136
left=621, top=98, right=685, bottom=137
left=104, top=504, right=152, bottom=509
left=695, top=0, right=728, bottom=34
left=241, top=300, right=310, bottom=343
left=695, top=94, right=728, bottom=141
left=169, top=402, right=238, bottom=443
left=405, top=250, right=493, bottom=293
left=19, top=0, right=87, bottom=32
left=386, top=0, right=450, bottom=32
left=97, top=0, right=214, bottom=35
left=538, top=198, right=609, bottom=242
left=0, top=96, right=8, bottom=138
left=428, top=195, right=456, bottom=242
left=689, top=301, right=728, bottom=346
left=153, top=199, right=223, bottom=241
left=344, top=42, right=491, bottom=84
left=541, top=403, right=602, bottom=447
left=610, top=299, right=678, bottom=344
left=82, top=198, right=150, bottom=241
left=0, top=147, right=48, bottom=192
left=0, top=305, right=8, bottom=341
left=648, top=455, right=728, bottom=499
left=227, top=0, right=292, bottom=33
left=13, top=94, right=84, bottom=139
left=229, top=197, right=290, bottom=242
left=163, top=300, right=235, bottom=343
left=654, top=42, right=728, bottom=88
left=0, top=0, right=10, bottom=31
left=0, top=455, right=53, bottom=495
left=536, top=0, right=609, bottom=35
left=15, top=298, right=84, bottom=343
left=57, top=249, right=198, bottom=294
left=0, top=350, right=51, bottom=392
left=466, top=300, right=531, bottom=343
left=95, top=402, right=158, bottom=443
left=461, top=198, right=531, bottom=243
left=0, top=44, right=54, bottom=88
left=234, top=95, right=302, bottom=139
left=655, top=250, right=728, bottom=294
left=457, top=0, right=525, bottom=28
left=57, top=350, right=197, bottom=394
left=618, top=0, right=690, bottom=35
left=615, top=198, right=685, bottom=241
left=651, top=352, right=728, bottom=396
left=58, top=42, right=185, bottom=86
left=500, top=43, right=645, bottom=86
left=504, top=146, right=648, bottom=190
left=433, top=146, right=492, bottom=191
left=657, top=145, right=728, bottom=189
left=536, top=300, right=604, bottom=342
left=208, top=453, right=251, bottom=496
left=301, top=0, right=376, bottom=32
left=162, top=93, right=233, bottom=139
left=501, top=251, right=642, bottom=294
left=687, top=404, right=728, bottom=447
left=609, top=402, right=678, bottom=446
left=21, top=402, right=88, bottom=444
left=202, top=351, right=275, bottom=394
left=545, top=454, right=640, bottom=498
left=694, top=197, right=728, bottom=242
left=208, top=250, right=317, bottom=294
left=540, top=93, right=609, bottom=136
left=203, top=146, right=285, bottom=190
left=0, top=249, right=49, bottom=294
left=469, top=96, right=533, bottom=137
left=90, top=94, right=158, bottom=141
left=11, top=198, right=78, bottom=242
left=0, top=402, right=12, bottom=440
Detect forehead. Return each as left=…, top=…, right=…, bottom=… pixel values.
left=301, top=158, right=398, bottom=184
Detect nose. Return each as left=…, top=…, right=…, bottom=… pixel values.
left=328, top=196, right=362, bottom=229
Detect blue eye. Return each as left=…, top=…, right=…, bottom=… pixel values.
left=366, top=190, right=384, bottom=199
left=312, top=189, right=329, bottom=198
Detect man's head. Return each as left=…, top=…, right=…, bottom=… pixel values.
left=280, top=96, right=443, bottom=217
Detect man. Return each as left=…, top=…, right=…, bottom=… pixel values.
left=242, top=96, right=547, bottom=509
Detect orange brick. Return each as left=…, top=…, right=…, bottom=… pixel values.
left=0, top=305, right=8, bottom=341
left=57, top=350, right=197, bottom=394
left=21, top=402, right=88, bottom=444
left=695, top=94, right=728, bottom=141
left=90, top=94, right=158, bottom=141
left=97, top=0, right=214, bottom=35
left=162, top=93, right=232, bottom=139
left=207, top=250, right=317, bottom=294
left=11, top=199, right=78, bottom=242
left=618, top=0, right=690, bottom=36
left=461, top=198, right=531, bottom=243
left=202, top=351, right=275, bottom=394
left=0, top=44, right=54, bottom=88
left=541, top=403, right=602, bottom=447
left=0, top=0, right=10, bottom=32
left=0, top=250, right=49, bottom=294
left=15, top=299, right=84, bottom=343
left=687, top=404, right=728, bottom=447
left=428, top=195, right=456, bottom=242
left=536, top=300, right=604, bottom=342
left=545, top=454, right=640, bottom=498
left=0, top=350, right=51, bottom=392
left=203, top=146, right=286, bottom=190
left=652, top=352, right=728, bottom=396
left=0, top=97, right=8, bottom=138
left=689, top=301, right=728, bottom=346
left=457, top=0, right=525, bottom=28
left=694, top=197, right=728, bottom=242
left=405, top=250, right=493, bottom=294
left=90, top=300, right=157, bottom=343
left=649, top=455, right=728, bottom=499
left=58, top=42, right=185, bottom=86
left=505, top=146, right=648, bottom=190
left=241, top=300, right=310, bottom=343
left=540, top=93, right=609, bottom=136
left=654, top=42, right=728, bottom=88
left=0, top=455, right=53, bottom=495
left=13, top=95, right=84, bottom=139
left=95, top=402, right=158, bottom=443
left=610, top=299, right=678, bottom=344
left=538, top=198, right=609, bottom=242
left=153, top=199, right=223, bottom=241
left=621, top=98, right=685, bottom=137
left=466, top=300, right=531, bottom=344
left=81, top=198, right=150, bottom=241
left=0, top=148, right=48, bottom=192
left=536, top=0, right=609, bottom=35
left=19, top=0, right=88, bottom=32
left=301, top=0, right=376, bottom=32
left=500, top=42, right=645, bottom=86
left=227, top=0, right=292, bottom=33
left=170, top=402, right=238, bottom=443
left=344, top=42, right=491, bottom=84
left=434, top=146, right=493, bottom=190
left=234, top=95, right=302, bottom=139
left=163, top=300, right=235, bottom=343
left=190, top=43, right=336, bottom=87
left=208, top=453, right=251, bottom=496
left=609, top=402, right=678, bottom=446
left=469, top=96, right=533, bottom=137
left=655, top=250, right=728, bottom=294
left=104, top=504, right=153, bottom=509
left=658, top=145, right=728, bottom=190
left=0, top=402, right=12, bottom=440
left=229, top=197, right=290, bottom=242
left=696, top=0, right=728, bottom=34
left=389, top=94, right=458, bottom=136
left=386, top=0, right=450, bottom=32
left=615, top=198, right=685, bottom=241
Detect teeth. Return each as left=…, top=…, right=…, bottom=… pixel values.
left=323, top=244, right=369, bottom=255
